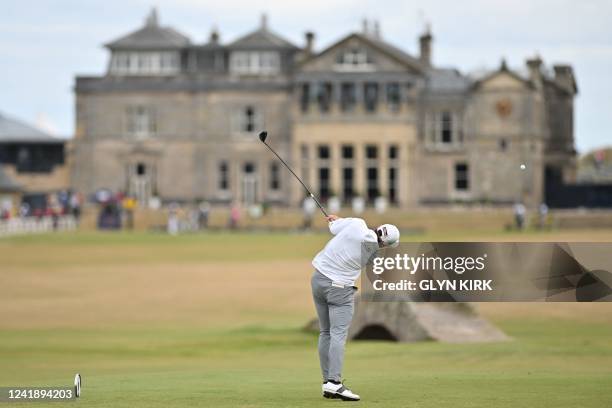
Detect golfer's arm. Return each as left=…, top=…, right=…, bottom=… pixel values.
left=329, top=217, right=351, bottom=235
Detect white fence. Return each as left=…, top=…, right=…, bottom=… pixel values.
left=0, top=216, right=77, bottom=237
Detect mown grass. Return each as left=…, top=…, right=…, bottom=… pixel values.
left=1, top=230, right=611, bottom=407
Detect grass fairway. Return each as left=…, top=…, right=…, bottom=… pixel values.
left=1, top=231, right=612, bottom=407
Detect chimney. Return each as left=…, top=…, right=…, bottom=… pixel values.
left=500, top=58, right=508, bottom=71
left=145, top=7, right=158, bottom=27
left=419, top=24, right=432, bottom=67
left=261, top=13, right=268, bottom=30
left=373, top=21, right=381, bottom=38
left=209, top=27, right=220, bottom=45
left=526, top=55, right=543, bottom=87
left=553, top=65, right=578, bottom=95
left=305, top=31, right=315, bottom=54
left=362, top=19, right=369, bottom=35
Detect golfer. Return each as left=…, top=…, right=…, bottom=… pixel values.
left=312, top=215, right=400, bottom=401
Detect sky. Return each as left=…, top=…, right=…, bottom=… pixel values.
left=0, top=0, right=610, bottom=153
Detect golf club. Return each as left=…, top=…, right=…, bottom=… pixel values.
left=258, top=130, right=328, bottom=217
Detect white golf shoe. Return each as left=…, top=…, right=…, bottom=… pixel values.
left=322, top=381, right=360, bottom=401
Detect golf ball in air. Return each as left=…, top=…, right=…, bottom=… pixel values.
left=520, top=164, right=526, bottom=170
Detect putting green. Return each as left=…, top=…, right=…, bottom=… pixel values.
left=1, top=231, right=611, bottom=407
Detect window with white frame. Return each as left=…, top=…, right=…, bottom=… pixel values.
left=386, top=82, right=401, bottom=111
left=425, top=111, right=462, bottom=147
left=441, top=111, right=453, bottom=143
left=126, top=106, right=156, bottom=138
left=110, top=51, right=179, bottom=75
left=233, top=106, right=263, bottom=133
left=229, top=51, right=280, bottom=75
left=334, top=48, right=374, bottom=71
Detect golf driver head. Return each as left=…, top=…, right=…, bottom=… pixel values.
left=258, top=131, right=268, bottom=143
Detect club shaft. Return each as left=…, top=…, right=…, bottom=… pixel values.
left=262, top=142, right=328, bottom=217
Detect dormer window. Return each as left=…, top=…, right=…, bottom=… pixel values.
left=335, top=48, right=374, bottom=71
left=230, top=51, right=280, bottom=75
left=110, top=51, right=179, bottom=75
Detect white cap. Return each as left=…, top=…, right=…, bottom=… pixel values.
left=376, top=224, right=400, bottom=248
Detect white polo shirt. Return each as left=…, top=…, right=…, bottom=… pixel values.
left=312, top=218, right=378, bottom=286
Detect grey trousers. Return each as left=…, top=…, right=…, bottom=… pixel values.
left=311, top=270, right=356, bottom=382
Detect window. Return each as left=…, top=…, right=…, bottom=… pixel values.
left=340, top=83, right=357, bottom=112
left=335, top=48, right=374, bottom=71
left=126, top=106, right=156, bottom=138
left=230, top=51, right=280, bottom=75
left=316, top=82, right=333, bottom=113
left=367, top=167, right=378, bottom=201
left=12, top=144, right=62, bottom=173
left=234, top=106, right=262, bottom=133
left=441, top=111, right=453, bottom=144
left=17, top=147, right=30, bottom=168
left=270, top=162, right=280, bottom=190
left=318, top=145, right=330, bottom=199
left=318, top=145, right=330, bottom=160
left=389, top=145, right=398, bottom=160
left=260, top=52, right=280, bottom=73
left=388, top=145, right=399, bottom=203
left=300, top=83, right=310, bottom=112
left=110, top=51, right=179, bottom=75
left=388, top=167, right=397, bottom=204
left=319, top=168, right=330, bottom=200
left=136, top=163, right=146, bottom=176
left=244, top=162, right=256, bottom=174
left=343, top=167, right=354, bottom=201
left=426, top=111, right=462, bottom=148
left=245, top=107, right=255, bottom=132
left=455, top=163, right=469, bottom=191
left=219, top=162, right=229, bottom=190
left=364, top=82, right=378, bottom=112
left=342, top=145, right=354, bottom=160
left=366, top=145, right=378, bottom=159
left=386, top=83, right=401, bottom=111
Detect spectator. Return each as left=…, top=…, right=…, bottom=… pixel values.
left=198, top=201, right=210, bottom=230
left=70, top=192, right=82, bottom=224
left=19, top=202, right=30, bottom=218
left=229, top=202, right=240, bottom=230
left=0, top=200, right=11, bottom=220
left=538, top=203, right=549, bottom=230
left=48, top=194, right=62, bottom=230
left=302, top=196, right=316, bottom=230
left=122, top=196, right=137, bottom=230
left=514, top=202, right=526, bottom=230
left=167, top=203, right=179, bottom=235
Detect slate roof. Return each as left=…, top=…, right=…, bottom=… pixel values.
left=0, top=111, right=60, bottom=143
left=426, top=68, right=471, bottom=93
left=228, top=16, right=297, bottom=49
left=105, top=8, right=191, bottom=50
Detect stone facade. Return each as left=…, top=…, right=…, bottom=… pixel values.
left=72, top=9, right=577, bottom=208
